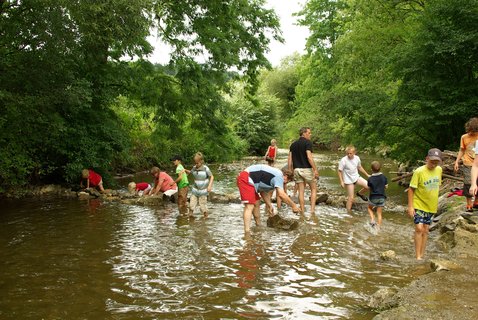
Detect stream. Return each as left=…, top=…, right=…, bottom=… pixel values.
left=0, top=151, right=439, bottom=319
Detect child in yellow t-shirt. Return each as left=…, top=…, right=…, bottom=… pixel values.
left=407, top=148, right=442, bottom=260
left=454, top=117, right=478, bottom=212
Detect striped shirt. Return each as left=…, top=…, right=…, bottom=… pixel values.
left=191, top=165, right=213, bottom=196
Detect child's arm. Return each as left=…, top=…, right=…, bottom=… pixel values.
left=338, top=170, right=344, bottom=188
left=470, top=156, right=478, bottom=195
left=358, top=165, right=370, bottom=178
left=86, top=178, right=90, bottom=189
left=151, top=178, right=162, bottom=195
left=407, top=187, right=415, bottom=218
left=173, top=172, right=185, bottom=185
left=207, top=174, right=214, bottom=192
left=454, top=149, right=464, bottom=172
left=264, top=146, right=270, bottom=158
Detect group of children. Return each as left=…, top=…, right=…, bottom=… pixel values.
left=81, top=152, right=214, bottom=218
left=80, top=117, right=478, bottom=260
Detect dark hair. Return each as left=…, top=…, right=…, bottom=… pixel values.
left=465, top=117, right=478, bottom=133
left=371, top=161, right=381, bottom=173
left=299, top=127, right=310, bottom=136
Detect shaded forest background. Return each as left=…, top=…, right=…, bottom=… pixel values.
left=1, top=0, right=477, bottom=191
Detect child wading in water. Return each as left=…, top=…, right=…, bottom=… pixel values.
left=338, top=146, right=370, bottom=213
left=264, top=139, right=277, bottom=166
left=81, top=169, right=105, bottom=192
left=170, top=155, right=189, bottom=216
left=408, top=148, right=442, bottom=260
left=184, top=152, right=214, bottom=218
left=454, top=117, right=478, bottom=212
left=367, top=161, right=388, bottom=229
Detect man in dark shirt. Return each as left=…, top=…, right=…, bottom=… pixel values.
left=288, top=127, right=320, bottom=214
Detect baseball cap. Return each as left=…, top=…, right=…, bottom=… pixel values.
left=170, top=155, right=182, bottom=161
left=427, top=148, right=442, bottom=161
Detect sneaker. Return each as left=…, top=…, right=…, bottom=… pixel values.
left=356, top=192, right=368, bottom=201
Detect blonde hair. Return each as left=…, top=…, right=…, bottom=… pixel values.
left=345, top=145, right=356, bottom=153
left=271, top=139, right=276, bottom=145
left=128, top=182, right=136, bottom=194
left=194, top=152, right=204, bottom=166
left=81, top=169, right=89, bottom=179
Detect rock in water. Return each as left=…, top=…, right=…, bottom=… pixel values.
left=430, top=259, right=460, bottom=272
left=315, top=192, right=329, bottom=204
left=368, top=288, right=399, bottom=311
left=380, top=250, right=397, bottom=261
left=267, top=214, right=299, bottom=230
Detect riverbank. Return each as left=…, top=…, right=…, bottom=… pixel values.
left=372, top=194, right=478, bottom=319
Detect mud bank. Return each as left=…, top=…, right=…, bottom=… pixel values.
left=372, top=195, right=478, bottom=319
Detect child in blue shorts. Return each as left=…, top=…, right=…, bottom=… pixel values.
left=367, top=161, right=388, bottom=229
left=407, top=148, right=442, bottom=260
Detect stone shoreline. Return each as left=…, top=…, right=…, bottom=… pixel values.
left=371, top=194, right=478, bottom=319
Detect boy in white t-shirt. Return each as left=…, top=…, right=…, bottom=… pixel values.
left=338, top=146, right=370, bottom=213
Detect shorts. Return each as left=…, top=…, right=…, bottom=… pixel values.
left=163, top=188, right=178, bottom=197
left=294, top=168, right=315, bottom=183
left=237, top=171, right=260, bottom=204
left=414, top=209, right=433, bottom=225
left=369, top=197, right=386, bottom=207
left=462, top=166, right=478, bottom=197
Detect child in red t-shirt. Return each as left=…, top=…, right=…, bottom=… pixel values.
left=81, top=169, right=105, bottom=192
left=128, top=182, right=152, bottom=196
left=265, top=139, right=277, bottom=165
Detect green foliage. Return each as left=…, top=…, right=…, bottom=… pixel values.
left=289, top=0, right=478, bottom=162
left=0, top=0, right=280, bottom=190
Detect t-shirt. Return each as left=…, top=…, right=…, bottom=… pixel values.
left=409, top=165, right=442, bottom=213
left=267, top=146, right=277, bottom=158
left=88, top=170, right=102, bottom=186
left=176, top=164, right=189, bottom=189
left=368, top=173, right=388, bottom=199
left=135, top=182, right=150, bottom=191
left=460, top=133, right=478, bottom=166
left=289, top=137, right=313, bottom=169
left=158, top=172, right=176, bottom=192
left=246, top=164, right=284, bottom=192
left=191, top=164, right=213, bottom=197
left=338, top=155, right=361, bottom=184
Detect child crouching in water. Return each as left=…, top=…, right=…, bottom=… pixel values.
left=128, top=182, right=152, bottom=196
left=81, top=169, right=105, bottom=192
left=367, top=161, right=388, bottom=229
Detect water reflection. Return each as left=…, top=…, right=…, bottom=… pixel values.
left=0, top=152, right=433, bottom=319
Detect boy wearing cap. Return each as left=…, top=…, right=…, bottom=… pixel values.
left=407, top=148, right=442, bottom=260
left=170, top=155, right=189, bottom=216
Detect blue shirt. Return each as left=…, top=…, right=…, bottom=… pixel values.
left=246, top=164, right=284, bottom=192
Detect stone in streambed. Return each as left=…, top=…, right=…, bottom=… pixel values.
left=267, top=214, right=299, bottom=230
left=430, top=259, right=460, bottom=272
left=315, top=192, right=329, bottom=204
left=368, top=287, right=399, bottom=311
left=380, top=250, right=397, bottom=261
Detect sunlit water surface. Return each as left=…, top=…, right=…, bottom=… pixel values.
left=0, top=151, right=439, bottom=319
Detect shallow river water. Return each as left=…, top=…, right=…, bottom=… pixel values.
left=0, top=151, right=438, bottom=319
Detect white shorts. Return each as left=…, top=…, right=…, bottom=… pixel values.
left=163, top=189, right=178, bottom=197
